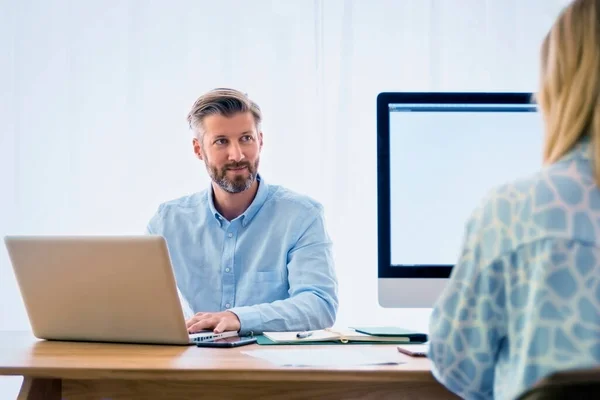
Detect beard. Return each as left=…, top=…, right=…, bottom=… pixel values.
left=205, top=158, right=260, bottom=194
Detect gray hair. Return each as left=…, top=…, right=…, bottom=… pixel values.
left=186, top=88, right=262, bottom=141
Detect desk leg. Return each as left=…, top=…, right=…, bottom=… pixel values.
left=17, top=377, right=61, bottom=400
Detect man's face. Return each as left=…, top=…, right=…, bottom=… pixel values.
left=193, top=112, right=263, bottom=193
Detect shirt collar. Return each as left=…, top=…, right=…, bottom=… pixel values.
left=558, top=135, right=592, bottom=163
left=240, top=174, right=269, bottom=227
left=206, top=174, right=269, bottom=227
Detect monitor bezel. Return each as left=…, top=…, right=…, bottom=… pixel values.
left=377, top=92, right=535, bottom=278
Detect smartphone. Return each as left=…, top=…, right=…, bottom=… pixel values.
left=397, top=344, right=428, bottom=357
left=195, top=335, right=257, bottom=348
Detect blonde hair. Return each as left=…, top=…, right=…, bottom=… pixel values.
left=539, top=0, right=600, bottom=181
left=186, top=88, right=262, bottom=141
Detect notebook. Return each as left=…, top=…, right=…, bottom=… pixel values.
left=261, top=327, right=426, bottom=345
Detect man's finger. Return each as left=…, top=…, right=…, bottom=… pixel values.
left=214, top=319, right=227, bottom=334
left=189, top=316, right=218, bottom=333
left=189, top=321, right=208, bottom=333
left=186, top=315, right=202, bottom=329
left=186, top=312, right=209, bottom=327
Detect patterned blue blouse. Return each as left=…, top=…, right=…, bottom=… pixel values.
left=429, top=136, right=600, bottom=400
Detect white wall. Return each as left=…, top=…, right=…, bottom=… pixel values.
left=0, top=0, right=571, bottom=397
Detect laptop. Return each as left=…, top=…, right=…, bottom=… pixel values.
left=4, top=235, right=238, bottom=345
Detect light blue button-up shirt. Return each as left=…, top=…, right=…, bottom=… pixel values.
left=429, top=137, right=600, bottom=400
left=146, top=175, right=338, bottom=335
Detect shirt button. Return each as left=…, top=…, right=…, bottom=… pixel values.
left=225, top=267, right=230, bottom=273
left=227, top=233, right=233, bottom=238
left=225, top=303, right=231, bottom=308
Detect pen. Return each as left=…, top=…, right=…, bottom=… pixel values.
left=296, top=331, right=313, bottom=339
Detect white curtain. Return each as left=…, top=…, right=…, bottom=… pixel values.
left=0, top=0, right=570, bottom=394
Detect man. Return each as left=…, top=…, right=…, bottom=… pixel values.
left=146, top=88, right=339, bottom=336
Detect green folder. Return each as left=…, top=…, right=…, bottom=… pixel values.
left=350, top=326, right=428, bottom=342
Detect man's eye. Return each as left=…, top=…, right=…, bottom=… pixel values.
left=215, top=139, right=227, bottom=145
left=241, top=135, right=253, bottom=142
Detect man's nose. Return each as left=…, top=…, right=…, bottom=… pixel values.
left=228, top=143, right=244, bottom=162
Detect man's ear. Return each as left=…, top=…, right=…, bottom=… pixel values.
left=258, top=131, right=264, bottom=150
left=192, top=137, right=204, bottom=160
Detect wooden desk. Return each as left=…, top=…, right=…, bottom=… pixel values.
left=0, top=331, right=458, bottom=400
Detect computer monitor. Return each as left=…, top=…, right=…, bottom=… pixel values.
left=377, top=92, right=542, bottom=307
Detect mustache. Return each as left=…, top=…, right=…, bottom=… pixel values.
left=225, top=162, right=251, bottom=170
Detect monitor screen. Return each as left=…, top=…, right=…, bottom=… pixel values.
left=390, top=102, right=542, bottom=266
left=377, top=93, right=543, bottom=281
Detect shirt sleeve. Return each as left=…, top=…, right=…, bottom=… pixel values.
left=146, top=207, right=195, bottom=320
left=229, top=205, right=339, bottom=335
left=428, top=203, right=507, bottom=399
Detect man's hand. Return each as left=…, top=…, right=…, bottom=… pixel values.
left=186, top=311, right=241, bottom=334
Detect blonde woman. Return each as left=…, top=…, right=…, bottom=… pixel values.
left=428, top=0, right=600, bottom=399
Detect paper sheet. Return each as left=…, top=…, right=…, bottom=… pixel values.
left=242, top=348, right=405, bottom=367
